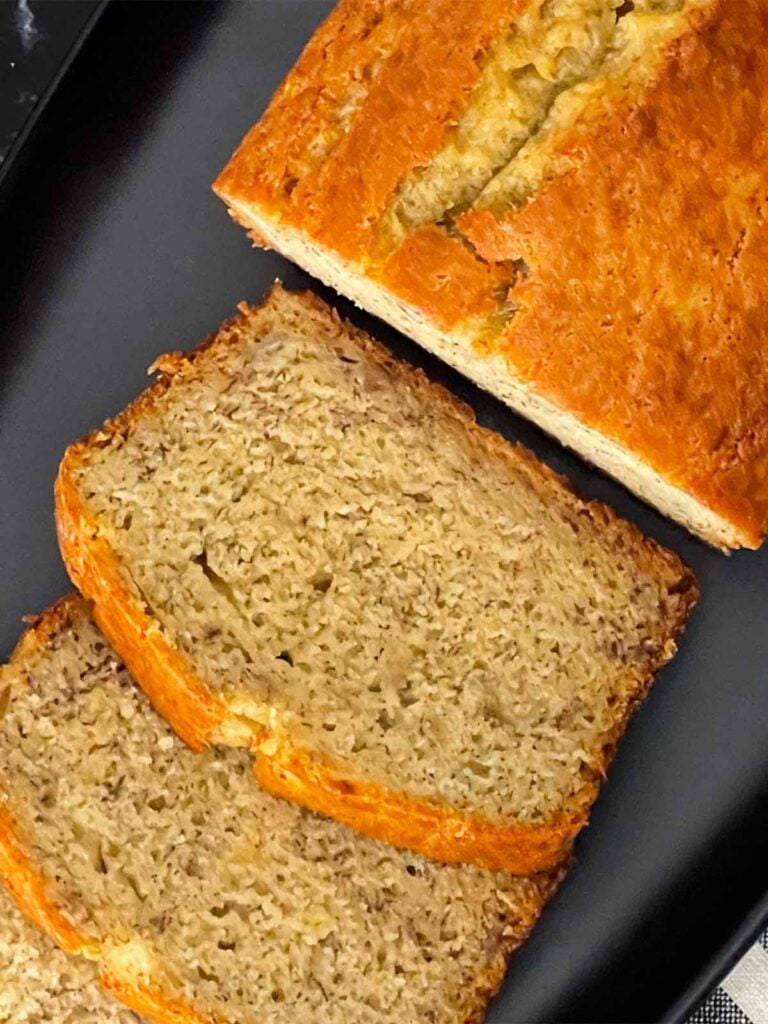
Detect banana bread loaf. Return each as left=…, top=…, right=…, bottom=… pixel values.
left=214, top=0, right=768, bottom=549
left=55, top=286, right=696, bottom=872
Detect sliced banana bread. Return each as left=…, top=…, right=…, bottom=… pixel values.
left=56, top=286, right=697, bottom=872
left=214, top=0, right=768, bottom=549
left=0, top=596, right=553, bottom=1024
left=0, top=888, right=139, bottom=1024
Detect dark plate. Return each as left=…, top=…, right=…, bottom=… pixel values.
left=0, top=0, right=108, bottom=181
left=1, top=3, right=767, bottom=1021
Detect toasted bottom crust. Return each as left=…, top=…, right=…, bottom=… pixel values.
left=0, top=802, right=98, bottom=960
left=225, top=200, right=750, bottom=550
left=256, top=745, right=581, bottom=873
left=100, top=973, right=220, bottom=1024
left=56, top=428, right=585, bottom=875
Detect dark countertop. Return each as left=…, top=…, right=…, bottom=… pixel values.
left=0, top=0, right=99, bottom=166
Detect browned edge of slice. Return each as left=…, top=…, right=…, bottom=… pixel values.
left=54, top=285, right=698, bottom=874
left=100, top=972, right=223, bottom=1024
left=0, top=595, right=221, bottom=1024
left=456, top=864, right=565, bottom=1024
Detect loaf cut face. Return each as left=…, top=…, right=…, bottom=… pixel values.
left=56, top=286, right=696, bottom=872
left=0, top=597, right=551, bottom=1024
left=214, top=0, right=768, bottom=549
left=0, top=888, right=138, bottom=1024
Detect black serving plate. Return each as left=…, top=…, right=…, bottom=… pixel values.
left=1, top=3, right=767, bottom=1021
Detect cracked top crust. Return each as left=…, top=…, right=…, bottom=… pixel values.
left=215, top=0, right=768, bottom=548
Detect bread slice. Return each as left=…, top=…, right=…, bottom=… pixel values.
left=213, top=0, right=768, bottom=549
left=0, top=596, right=555, bottom=1024
left=55, top=286, right=696, bottom=872
left=0, top=887, right=139, bottom=1024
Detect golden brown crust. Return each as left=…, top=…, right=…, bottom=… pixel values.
left=457, top=0, right=768, bottom=547
left=56, top=467, right=226, bottom=752
left=378, top=224, right=513, bottom=328
left=0, top=802, right=98, bottom=959
left=216, top=0, right=768, bottom=548
left=256, top=744, right=582, bottom=874
left=214, top=0, right=413, bottom=217
left=54, top=286, right=696, bottom=873
left=214, top=0, right=521, bottom=259
left=99, top=973, right=221, bottom=1024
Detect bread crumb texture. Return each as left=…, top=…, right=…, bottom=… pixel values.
left=215, top=0, right=768, bottom=547
left=62, top=288, right=695, bottom=834
left=0, top=598, right=551, bottom=1024
left=0, top=887, right=138, bottom=1024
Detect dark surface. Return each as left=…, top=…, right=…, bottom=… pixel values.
left=1, top=3, right=767, bottom=1021
left=0, top=1, right=100, bottom=166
